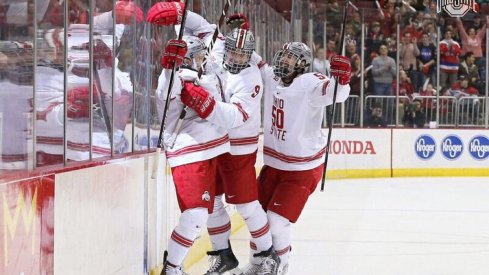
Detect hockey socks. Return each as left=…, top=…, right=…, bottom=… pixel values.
left=268, top=210, right=291, bottom=266
left=167, top=208, right=208, bottom=266
left=207, top=195, right=232, bottom=250
left=237, top=200, right=272, bottom=252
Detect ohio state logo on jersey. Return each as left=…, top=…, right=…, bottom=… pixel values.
left=201, top=191, right=210, bottom=201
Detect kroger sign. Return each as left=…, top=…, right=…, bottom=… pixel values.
left=468, top=136, right=489, bottom=160
left=441, top=135, right=463, bottom=160
left=415, top=135, right=436, bottom=160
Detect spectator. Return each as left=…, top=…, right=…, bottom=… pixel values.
left=371, top=44, right=396, bottom=95
left=402, top=99, right=426, bottom=128
left=468, top=14, right=485, bottom=32
left=423, top=20, right=437, bottom=43
left=459, top=52, right=484, bottom=94
left=345, top=38, right=359, bottom=60
left=402, top=14, right=423, bottom=41
left=444, top=74, right=481, bottom=119
left=366, top=21, right=385, bottom=61
left=417, top=32, right=437, bottom=86
left=325, top=39, right=337, bottom=60
left=349, top=51, right=362, bottom=96
left=455, top=17, right=487, bottom=59
left=444, top=74, right=479, bottom=98
left=312, top=47, right=330, bottom=76
left=400, top=32, right=421, bottom=91
left=386, top=33, right=398, bottom=60
left=393, top=69, right=415, bottom=99
left=439, top=30, right=461, bottom=88
left=364, top=102, right=387, bottom=128
left=418, top=83, right=437, bottom=119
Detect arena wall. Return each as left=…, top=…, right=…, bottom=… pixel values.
left=1, top=128, right=488, bottom=275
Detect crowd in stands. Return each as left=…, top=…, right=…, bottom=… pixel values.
left=310, top=0, right=488, bottom=128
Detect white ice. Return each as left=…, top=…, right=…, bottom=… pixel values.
left=187, top=177, right=489, bottom=275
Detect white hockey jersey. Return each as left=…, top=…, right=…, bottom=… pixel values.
left=206, top=65, right=263, bottom=155
left=35, top=63, right=132, bottom=161
left=155, top=68, right=229, bottom=167
left=261, top=66, right=350, bottom=171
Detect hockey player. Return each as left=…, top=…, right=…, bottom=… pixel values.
left=147, top=4, right=279, bottom=274
left=180, top=28, right=279, bottom=275
left=155, top=36, right=230, bottom=275
left=255, top=42, right=351, bottom=274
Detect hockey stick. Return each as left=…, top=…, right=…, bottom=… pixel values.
left=151, top=0, right=190, bottom=179
left=320, top=0, right=350, bottom=191
left=93, top=66, right=113, bottom=141
left=167, top=0, right=233, bottom=149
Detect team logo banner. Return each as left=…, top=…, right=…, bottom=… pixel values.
left=437, top=0, right=480, bottom=17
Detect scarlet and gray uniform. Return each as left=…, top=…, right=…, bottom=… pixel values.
left=207, top=65, right=262, bottom=154
left=204, top=64, right=263, bottom=204
left=155, top=68, right=229, bottom=212
left=259, top=64, right=350, bottom=222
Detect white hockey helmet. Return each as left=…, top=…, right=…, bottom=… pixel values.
left=272, top=42, right=312, bottom=78
left=223, top=28, right=255, bottom=74
left=182, top=35, right=206, bottom=69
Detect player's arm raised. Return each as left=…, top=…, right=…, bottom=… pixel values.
left=155, top=39, right=188, bottom=101
left=310, top=55, right=351, bottom=107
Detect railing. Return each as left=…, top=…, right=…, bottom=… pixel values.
left=328, top=94, right=487, bottom=128
left=412, top=96, right=458, bottom=127
left=457, top=96, right=487, bottom=127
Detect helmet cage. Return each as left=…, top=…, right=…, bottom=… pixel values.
left=223, top=28, right=255, bottom=74
left=272, top=42, right=312, bottom=78
left=182, top=35, right=206, bottom=69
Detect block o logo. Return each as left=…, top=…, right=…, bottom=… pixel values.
left=437, top=0, right=479, bottom=17
left=441, top=135, right=463, bottom=160
left=468, top=136, right=489, bottom=160
left=415, top=135, right=436, bottom=160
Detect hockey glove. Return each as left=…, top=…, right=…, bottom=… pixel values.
left=181, top=82, right=215, bottom=119
left=330, top=55, right=351, bottom=85
left=226, top=13, right=250, bottom=30
left=115, top=1, right=144, bottom=25
left=161, top=39, right=187, bottom=69
left=67, top=86, right=99, bottom=119
left=147, top=1, right=185, bottom=25
left=78, top=39, right=113, bottom=69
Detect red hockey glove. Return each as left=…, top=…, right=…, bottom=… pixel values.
left=115, top=1, right=143, bottom=25
left=330, top=55, right=351, bottom=85
left=79, top=39, right=113, bottom=69
left=93, top=39, right=113, bottom=69
left=67, top=86, right=99, bottom=119
left=161, top=39, right=187, bottom=69
left=181, top=82, right=215, bottom=119
left=147, top=2, right=185, bottom=25
left=226, top=13, right=250, bottom=30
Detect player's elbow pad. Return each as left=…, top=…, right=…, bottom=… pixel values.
left=206, top=102, right=245, bottom=129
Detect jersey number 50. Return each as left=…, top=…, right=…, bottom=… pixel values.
left=271, top=106, right=284, bottom=129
